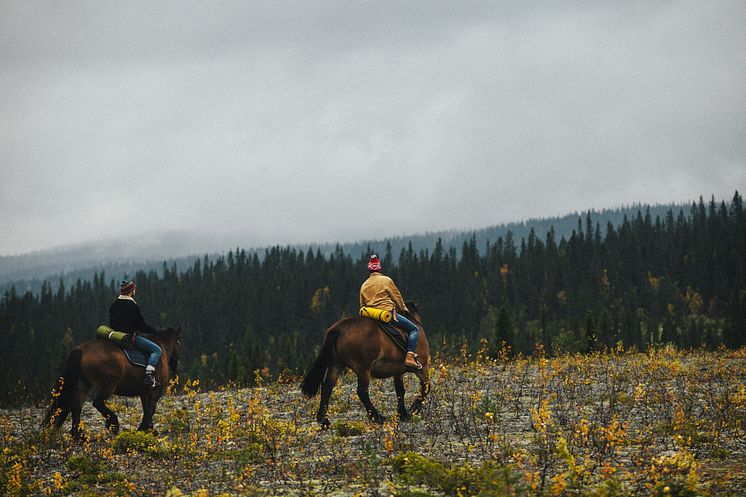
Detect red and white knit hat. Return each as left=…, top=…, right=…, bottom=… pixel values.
left=120, top=279, right=136, bottom=295
left=368, top=254, right=382, bottom=272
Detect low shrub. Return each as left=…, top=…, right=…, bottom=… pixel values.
left=163, top=408, right=192, bottom=434
left=333, top=419, right=366, bottom=437
left=64, top=455, right=125, bottom=492
left=215, top=443, right=265, bottom=466
left=112, top=430, right=169, bottom=457
left=389, top=451, right=524, bottom=497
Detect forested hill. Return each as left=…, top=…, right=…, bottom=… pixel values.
left=1, top=192, right=744, bottom=405
left=306, top=203, right=680, bottom=268
left=2, top=203, right=679, bottom=294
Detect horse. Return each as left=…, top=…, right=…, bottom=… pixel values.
left=41, top=327, right=180, bottom=439
left=301, top=301, right=430, bottom=428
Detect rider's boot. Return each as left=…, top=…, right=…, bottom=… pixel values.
left=404, top=351, right=422, bottom=370
left=143, top=365, right=157, bottom=388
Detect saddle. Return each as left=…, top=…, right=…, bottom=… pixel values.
left=122, top=348, right=148, bottom=368
left=359, top=307, right=409, bottom=352
left=375, top=321, right=409, bottom=352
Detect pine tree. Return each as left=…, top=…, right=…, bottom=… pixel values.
left=494, top=305, right=515, bottom=351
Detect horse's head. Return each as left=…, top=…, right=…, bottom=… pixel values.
left=405, top=301, right=422, bottom=326
left=159, top=327, right=181, bottom=373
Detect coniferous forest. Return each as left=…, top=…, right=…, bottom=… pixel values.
left=1, top=193, right=744, bottom=405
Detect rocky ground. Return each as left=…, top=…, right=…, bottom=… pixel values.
left=1, top=346, right=745, bottom=496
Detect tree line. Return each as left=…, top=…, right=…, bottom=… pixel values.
left=1, top=203, right=677, bottom=295
left=1, top=193, right=744, bottom=405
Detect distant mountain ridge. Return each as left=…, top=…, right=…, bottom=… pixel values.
left=0, top=202, right=689, bottom=295
left=0, top=230, right=250, bottom=294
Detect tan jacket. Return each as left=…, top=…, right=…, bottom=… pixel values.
left=360, top=272, right=408, bottom=319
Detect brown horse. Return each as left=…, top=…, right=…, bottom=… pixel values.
left=301, top=302, right=430, bottom=427
left=42, top=327, right=180, bottom=439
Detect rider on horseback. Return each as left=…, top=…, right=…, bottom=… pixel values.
left=360, top=254, right=422, bottom=369
left=109, top=279, right=161, bottom=388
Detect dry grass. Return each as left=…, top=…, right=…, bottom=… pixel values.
left=1, top=345, right=744, bottom=496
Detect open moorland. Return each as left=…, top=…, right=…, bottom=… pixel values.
left=1, top=346, right=744, bottom=496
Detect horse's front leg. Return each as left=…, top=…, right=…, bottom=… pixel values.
left=393, top=375, right=410, bottom=421
left=410, top=367, right=430, bottom=415
left=138, top=391, right=161, bottom=434
left=317, top=367, right=341, bottom=429
left=357, top=371, right=384, bottom=424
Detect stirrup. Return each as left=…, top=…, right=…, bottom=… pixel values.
left=143, top=373, right=158, bottom=389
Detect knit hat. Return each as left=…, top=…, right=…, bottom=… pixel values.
left=120, top=279, right=136, bottom=295
left=368, top=254, right=382, bottom=272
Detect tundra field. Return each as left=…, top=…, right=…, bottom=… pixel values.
left=1, top=345, right=744, bottom=496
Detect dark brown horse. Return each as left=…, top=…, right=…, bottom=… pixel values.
left=42, top=327, right=180, bottom=439
left=301, top=302, right=430, bottom=427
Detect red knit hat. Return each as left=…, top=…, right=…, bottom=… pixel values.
left=120, top=279, right=136, bottom=295
left=368, top=254, right=382, bottom=272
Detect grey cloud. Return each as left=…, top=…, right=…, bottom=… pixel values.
left=1, top=1, right=744, bottom=254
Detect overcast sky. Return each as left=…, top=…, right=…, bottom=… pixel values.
left=1, top=1, right=744, bottom=256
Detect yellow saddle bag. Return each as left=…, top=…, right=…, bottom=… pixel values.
left=359, top=306, right=392, bottom=323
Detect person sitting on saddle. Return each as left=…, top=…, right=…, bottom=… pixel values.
left=109, top=279, right=162, bottom=388
left=360, top=254, right=422, bottom=369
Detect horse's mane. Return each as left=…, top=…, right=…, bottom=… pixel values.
left=150, top=327, right=180, bottom=348
left=404, top=301, right=422, bottom=325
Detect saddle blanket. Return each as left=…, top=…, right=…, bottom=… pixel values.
left=123, top=348, right=147, bottom=368
left=377, top=322, right=408, bottom=351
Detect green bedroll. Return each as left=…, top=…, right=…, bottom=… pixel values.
left=96, top=325, right=132, bottom=347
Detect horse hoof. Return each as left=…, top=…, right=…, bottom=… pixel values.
left=71, top=431, right=87, bottom=443
left=399, top=412, right=411, bottom=422
left=106, top=418, right=120, bottom=433
left=319, top=418, right=331, bottom=430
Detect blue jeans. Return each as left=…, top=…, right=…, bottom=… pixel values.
left=133, top=335, right=162, bottom=368
left=396, top=313, right=419, bottom=353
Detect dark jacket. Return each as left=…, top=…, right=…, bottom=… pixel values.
left=109, top=297, right=157, bottom=334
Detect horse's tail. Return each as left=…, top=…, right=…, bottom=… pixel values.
left=300, top=326, right=340, bottom=398
left=41, top=348, right=82, bottom=429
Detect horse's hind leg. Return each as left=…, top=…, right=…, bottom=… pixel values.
left=393, top=375, right=410, bottom=421
left=357, top=371, right=384, bottom=424
left=410, top=368, right=431, bottom=415
left=50, top=406, right=70, bottom=430
left=92, top=389, right=119, bottom=434
left=70, top=388, right=88, bottom=441
left=317, top=367, right=341, bottom=429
